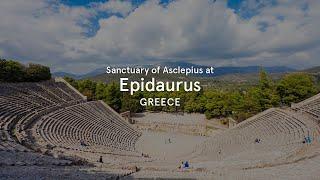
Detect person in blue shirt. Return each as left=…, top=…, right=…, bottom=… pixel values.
left=307, top=136, right=312, bottom=144
left=304, top=136, right=312, bottom=144
left=184, top=161, right=189, bottom=168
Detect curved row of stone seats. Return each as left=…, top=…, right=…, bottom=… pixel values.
left=0, top=95, right=79, bottom=139
left=0, top=81, right=84, bottom=106
left=40, top=81, right=84, bottom=102
left=0, top=102, right=56, bottom=153
left=292, top=93, right=320, bottom=119
left=0, top=81, right=86, bottom=129
left=34, top=101, right=141, bottom=153
left=0, top=80, right=86, bottom=153
left=194, top=108, right=319, bottom=164
left=0, top=102, right=33, bottom=144
left=0, top=150, right=73, bottom=167
left=92, top=101, right=139, bottom=134
left=0, top=164, right=136, bottom=180
left=0, top=139, right=29, bottom=152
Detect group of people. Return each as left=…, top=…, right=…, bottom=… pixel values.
left=303, top=136, right=312, bottom=144
left=255, top=138, right=261, bottom=144
left=179, top=161, right=190, bottom=170
left=141, top=152, right=150, bottom=158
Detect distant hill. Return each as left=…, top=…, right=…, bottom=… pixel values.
left=83, top=62, right=295, bottom=88
left=53, top=68, right=106, bottom=79
left=302, top=66, right=320, bottom=74
left=153, top=61, right=294, bottom=76
left=52, top=72, right=80, bottom=79
left=213, top=66, right=294, bottom=76
left=53, top=61, right=295, bottom=82
left=302, top=66, right=320, bottom=84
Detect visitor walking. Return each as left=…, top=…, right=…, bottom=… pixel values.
left=99, top=156, right=103, bottom=163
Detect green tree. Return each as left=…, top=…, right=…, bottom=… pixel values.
left=121, top=92, right=144, bottom=113
left=25, top=63, right=51, bottom=82
left=95, top=82, right=107, bottom=100
left=277, top=73, right=317, bottom=105
left=105, top=82, right=122, bottom=112
left=0, top=59, right=51, bottom=82
left=204, top=90, right=229, bottom=119
left=259, top=69, right=272, bottom=90
left=255, top=69, right=280, bottom=111
left=184, top=91, right=205, bottom=113
left=64, top=77, right=79, bottom=89
left=77, top=79, right=97, bottom=100
left=0, top=59, right=7, bottom=81
left=0, top=60, right=26, bottom=82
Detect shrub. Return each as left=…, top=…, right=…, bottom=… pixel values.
left=0, top=59, right=51, bottom=82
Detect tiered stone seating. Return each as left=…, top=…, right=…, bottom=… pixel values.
left=35, top=101, right=140, bottom=153
left=40, top=81, right=84, bottom=102
left=0, top=150, right=72, bottom=166
left=0, top=80, right=86, bottom=152
left=0, top=81, right=84, bottom=108
left=195, top=108, right=319, bottom=163
left=292, top=93, right=320, bottom=119
left=1, top=79, right=141, bottom=156
left=0, top=79, right=142, bottom=177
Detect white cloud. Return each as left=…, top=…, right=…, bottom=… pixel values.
left=0, top=0, right=320, bottom=73
left=91, top=0, right=134, bottom=16
left=67, top=0, right=320, bottom=69
left=66, top=1, right=261, bottom=61
left=0, top=0, right=90, bottom=72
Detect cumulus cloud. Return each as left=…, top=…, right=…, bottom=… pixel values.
left=90, top=0, right=134, bottom=16
left=65, top=0, right=261, bottom=63
left=0, top=0, right=320, bottom=73
left=0, top=0, right=90, bottom=72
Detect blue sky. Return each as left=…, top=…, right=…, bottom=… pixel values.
left=228, top=0, right=243, bottom=9
left=0, top=0, right=319, bottom=73
left=62, top=0, right=217, bottom=7
left=62, top=0, right=243, bottom=7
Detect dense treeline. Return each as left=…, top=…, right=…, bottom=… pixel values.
left=0, top=59, right=51, bottom=82
left=64, top=70, right=318, bottom=122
